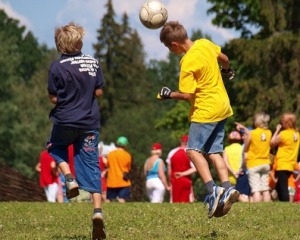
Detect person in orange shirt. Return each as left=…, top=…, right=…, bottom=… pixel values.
left=288, top=163, right=300, bottom=202
left=270, top=113, right=300, bottom=202
left=106, top=136, right=132, bottom=203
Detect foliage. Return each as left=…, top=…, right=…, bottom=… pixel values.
left=1, top=202, right=300, bottom=239
left=224, top=27, right=300, bottom=130
left=0, top=10, right=50, bottom=178
left=207, top=0, right=300, bottom=38
left=93, top=0, right=147, bottom=126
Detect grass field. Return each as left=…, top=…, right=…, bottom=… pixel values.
left=0, top=201, right=299, bottom=239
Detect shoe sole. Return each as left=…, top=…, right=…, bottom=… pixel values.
left=92, top=216, right=106, bottom=240
left=66, top=186, right=79, bottom=199
left=208, top=188, right=225, bottom=218
left=214, top=190, right=240, bottom=218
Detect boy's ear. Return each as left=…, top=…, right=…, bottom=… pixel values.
left=171, top=41, right=179, bottom=48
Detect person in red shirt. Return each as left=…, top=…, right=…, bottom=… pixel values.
left=166, top=135, right=197, bottom=203
left=35, top=150, right=59, bottom=202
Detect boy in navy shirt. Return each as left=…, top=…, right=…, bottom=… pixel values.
left=47, top=22, right=106, bottom=240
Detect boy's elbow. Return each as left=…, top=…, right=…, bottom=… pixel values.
left=95, top=88, right=103, bottom=98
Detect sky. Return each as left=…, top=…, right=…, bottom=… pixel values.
left=0, top=0, right=241, bottom=61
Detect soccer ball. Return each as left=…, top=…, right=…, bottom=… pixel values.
left=139, top=1, right=168, bottom=29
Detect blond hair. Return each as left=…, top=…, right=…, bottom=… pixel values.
left=254, top=112, right=270, bottom=129
left=281, top=112, right=297, bottom=130
left=160, top=21, right=188, bottom=47
left=55, top=22, right=85, bottom=54
left=151, top=149, right=162, bottom=156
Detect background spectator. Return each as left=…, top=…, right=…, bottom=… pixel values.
left=235, top=112, right=272, bottom=202
left=166, top=135, right=196, bottom=203
left=270, top=113, right=300, bottom=202
left=35, top=150, right=59, bottom=202
left=106, top=136, right=132, bottom=203
left=144, top=143, right=170, bottom=203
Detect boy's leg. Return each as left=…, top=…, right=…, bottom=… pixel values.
left=73, top=129, right=106, bottom=239
left=187, top=150, right=224, bottom=218
left=91, top=193, right=106, bottom=240
left=47, top=124, right=79, bottom=199
left=209, top=152, right=239, bottom=217
left=203, top=119, right=239, bottom=218
left=186, top=150, right=213, bottom=183
left=208, top=153, right=229, bottom=183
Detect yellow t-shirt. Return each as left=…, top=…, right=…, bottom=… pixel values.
left=246, top=127, right=272, bottom=169
left=276, top=129, right=300, bottom=172
left=224, top=143, right=243, bottom=185
left=107, top=148, right=132, bottom=188
left=179, top=39, right=233, bottom=123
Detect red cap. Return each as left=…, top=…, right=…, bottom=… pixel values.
left=180, top=135, right=188, bottom=142
left=152, top=143, right=162, bottom=150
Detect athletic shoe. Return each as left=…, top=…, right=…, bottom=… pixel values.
left=65, top=178, right=79, bottom=199
left=92, top=212, right=106, bottom=240
left=213, top=187, right=240, bottom=218
left=204, top=185, right=225, bottom=218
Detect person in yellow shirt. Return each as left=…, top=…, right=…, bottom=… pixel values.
left=223, top=131, right=243, bottom=186
left=270, top=113, right=300, bottom=202
left=106, top=136, right=132, bottom=203
left=157, top=21, right=239, bottom=218
left=235, top=112, right=272, bottom=202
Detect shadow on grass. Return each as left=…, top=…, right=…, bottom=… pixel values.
left=52, top=236, right=89, bottom=240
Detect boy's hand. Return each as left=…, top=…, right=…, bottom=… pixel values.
left=221, top=67, right=235, bottom=80
left=157, top=87, right=172, bottom=100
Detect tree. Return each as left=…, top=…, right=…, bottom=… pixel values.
left=93, top=0, right=148, bottom=126
left=208, top=0, right=300, bottom=129
left=0, top=9, right=51, bottom=177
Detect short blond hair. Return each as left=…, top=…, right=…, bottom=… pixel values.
left=160, top=21, right=188, bottom=47
left=151, top=149, right=162, bottom=156
left=254, top=112, right=270, bottom=129
left=55, top=22, right=85, bottom=54
left=281, top=112, right=297, bottom=130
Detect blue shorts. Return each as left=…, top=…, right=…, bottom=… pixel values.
left=187, top=119, right=227, bottom=154
left=47, top=124, right=102, bottom=194
left=107, top=187, right=130, bottom=200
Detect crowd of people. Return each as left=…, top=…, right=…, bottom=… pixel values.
left=37, top=19, right=300, bottom=240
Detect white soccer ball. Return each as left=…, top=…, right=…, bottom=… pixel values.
left=139, top=1, right=168, bottom=29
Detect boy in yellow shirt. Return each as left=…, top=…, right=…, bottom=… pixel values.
left=157, top=21, right=239, bottom=218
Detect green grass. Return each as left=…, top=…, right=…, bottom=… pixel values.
left=1, top=201, right=300, bottom=239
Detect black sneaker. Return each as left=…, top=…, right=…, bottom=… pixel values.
left=92, top=212, right=106, bottom=240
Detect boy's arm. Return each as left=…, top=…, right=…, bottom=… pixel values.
left=157, top=87, right=192, bottom=101
left=94, top=88, right=103, bottom=98
left=218, top=52, right=230, bottom=70
left=48, top=94, right=57, bottom=104
left=218, top=52, right=235, bottom=80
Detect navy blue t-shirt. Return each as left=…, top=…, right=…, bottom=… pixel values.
left=48, top=52, right=104, bottom=129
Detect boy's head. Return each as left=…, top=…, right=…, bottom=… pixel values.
left=160, top=21, right=188, bottom=52
left=55, top=22, right=85, bottom=54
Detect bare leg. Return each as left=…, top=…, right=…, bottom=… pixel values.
left=118, top=198, right=126, bottom=203
left=252, top=191, right=262, bottom=202
left=91, top=193, right=102, bottom=209
left=262, top=190, right=271, bottom=202
left=186, top=150, right=213, bottom=183
left=207, top=153, right=229, bottom=183
left=58, top=162, right=72, bottom=176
